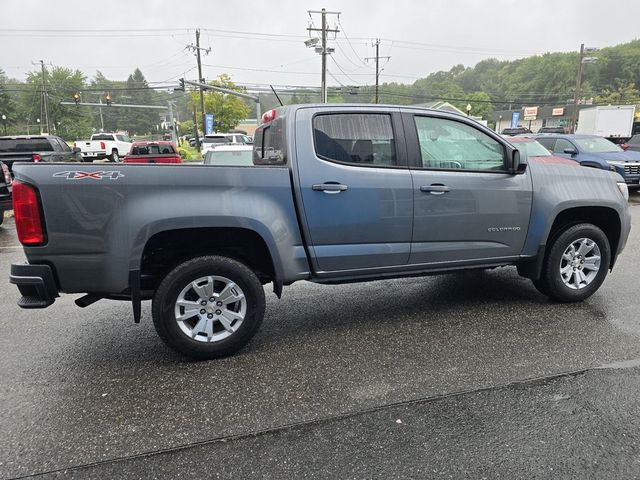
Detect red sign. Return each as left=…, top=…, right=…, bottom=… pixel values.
left=523, top=107, right=538, bottom=119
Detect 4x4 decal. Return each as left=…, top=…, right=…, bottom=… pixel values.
left=53, top=171, right=124, bottom=180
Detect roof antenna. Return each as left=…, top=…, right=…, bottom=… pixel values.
left=270, top=85, right=284, bottom=106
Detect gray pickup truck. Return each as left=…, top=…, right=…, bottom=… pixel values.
left=9, top=105, right=631, bottom=359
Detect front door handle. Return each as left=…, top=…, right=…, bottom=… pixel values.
left=312, top=183, right=349, bottom=194
left=420, top=184, right=451, bottom=195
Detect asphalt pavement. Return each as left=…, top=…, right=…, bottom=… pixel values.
left=1, top=193, right=640, bottom=479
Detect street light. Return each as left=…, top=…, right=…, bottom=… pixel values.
left=466, top=104, right=472, bottom=117
left=36, top=118, right=41, bottom=134
left=1, top=114, right=6, bottom=135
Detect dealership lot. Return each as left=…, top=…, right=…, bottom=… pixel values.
left=1, top=195, right=640, bottom=478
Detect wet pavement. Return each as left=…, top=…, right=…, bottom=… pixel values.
left=1, top=193, right=640, bottom=479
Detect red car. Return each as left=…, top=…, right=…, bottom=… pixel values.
left=507, top=136, right=576, bottom=166
left=122, top=141, right=182, bottom=164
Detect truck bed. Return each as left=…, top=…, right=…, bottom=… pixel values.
left=12, top=162, right=310, bottom=294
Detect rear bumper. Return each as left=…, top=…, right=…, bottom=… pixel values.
left=9, top=262, right=59, bottom=308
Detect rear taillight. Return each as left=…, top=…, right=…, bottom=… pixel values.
left=12, top=181, right=45, bottom=245
left=1, top=163, right=10, bottom=185
left=32, top=154, right=42, bottom=162
left=621, top=143, right=629, bottom=151
left=100, top=141, right=106, bottom=150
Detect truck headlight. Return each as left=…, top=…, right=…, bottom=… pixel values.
left=617, top=182, right=629, bottom=201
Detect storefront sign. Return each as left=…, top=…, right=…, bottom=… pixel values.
left=511, top=111, right=521, bottom=128
left=552, top=107, right=565, bottom=116
left=523, top=106, right=538, bottom=120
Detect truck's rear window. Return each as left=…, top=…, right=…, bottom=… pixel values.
left=130, top=144, right=176, bottom=155
left=254, top=117, right=286, bottom=165
left=0, top=138, right=54, bottom=152
left=91, top=134, right=116, bottom=141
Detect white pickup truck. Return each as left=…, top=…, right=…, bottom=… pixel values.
left=74, top=133, right=133, bottom=162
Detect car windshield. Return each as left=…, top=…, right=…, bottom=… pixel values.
left=519, top=140, right=551, bottom=156
left=575, top=137, right=622, bottom=153
left=204, top=149, right=253, bottom=166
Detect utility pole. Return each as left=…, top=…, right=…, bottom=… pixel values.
left=39, top=60, right=51, bottom=134
left=570, top=43, right=585, bottom=134
left=98, top=97, right=105, bottom=131
left=307, top=9, right=340, bottom=103
left=187, top=30, right=211, bottom=147
left=365, top=39, right=391, bottom=104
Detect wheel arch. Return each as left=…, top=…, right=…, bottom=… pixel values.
left=519, top=205, right=622, bottom=280
left=138, top=226, right=280, bottom=294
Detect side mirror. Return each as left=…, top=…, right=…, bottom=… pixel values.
left=72, top=146, right=81, bottom=153
left=563, top=147, right=577, bottom=155
left=507, top=148, right=527, bottom=174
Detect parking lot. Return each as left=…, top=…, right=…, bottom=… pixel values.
left=0, top=192, right=638, bottom=478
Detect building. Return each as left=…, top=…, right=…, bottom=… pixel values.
left=492, top=103, right=595, bottom=133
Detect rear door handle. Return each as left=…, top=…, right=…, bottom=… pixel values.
left=420, top=184, right=451, bottom=195
left=312, top=183, right=349, bottom=194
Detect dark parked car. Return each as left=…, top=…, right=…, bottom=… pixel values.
left=625, top=134, right=640, bottom=153
left=501, top=127, right=532, bottom=136
left=0, top=135, right=82, bottom=173
left=0, top=161, right=12, bottom=226
left=537, top=126, right=566, bottom=134
left=533, top=134, right=640, bottom=187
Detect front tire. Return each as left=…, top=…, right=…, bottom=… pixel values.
left=532, top=223, right=610, bottom=302
left=152, top=256, right=265, bottom=359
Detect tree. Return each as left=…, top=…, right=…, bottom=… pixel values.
left=0, top=69, right=16, bottom=130
left=595, top=83, right=640, bottom=106
left=190, top=74, right=251, bottom=133
left=20, top=66, right=93, bottom=139
left=465, top=91, right=494, bottom=119
left=122, top=68, right=159, bottom=135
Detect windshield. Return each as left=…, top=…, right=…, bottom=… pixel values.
left=519, top=140, right=551, bottom=156
left=575, top=137, right=622, bottom=153
left=204, top=149, right=253, bottom=166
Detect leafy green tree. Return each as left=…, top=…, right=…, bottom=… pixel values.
left=0, top=69, right=16, bottom=131
left=465, top=91, right=494, bottom=119
left=121, top=68, right=159, bottom=135
left=20, top=66, right=92, bottom=139
left=190, top=74, right=251, bottom=132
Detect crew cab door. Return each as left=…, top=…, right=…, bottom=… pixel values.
left=403, top=112, right=533, bottom=265
left=295, top=108, right=413, bottom=273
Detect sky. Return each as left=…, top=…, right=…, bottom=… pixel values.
left=1, top=0, right=639, bottom=92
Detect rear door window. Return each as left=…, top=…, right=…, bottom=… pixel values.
left=313, top=113, right=397, bottom=166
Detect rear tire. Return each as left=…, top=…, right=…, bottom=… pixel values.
left=152, top=256, right=265, bottom=360
left=109, top=150, right=119, bottom=162
left=532, top=223, right=610, bottom=302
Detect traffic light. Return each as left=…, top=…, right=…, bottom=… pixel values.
left=177, top=78, right=185, bottom=91
left=105, top=94, right=112, bottom=106
left=73, top=92, right=81, bottom=105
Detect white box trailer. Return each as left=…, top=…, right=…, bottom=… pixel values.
left=576, top=105, right=636, bottom=138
